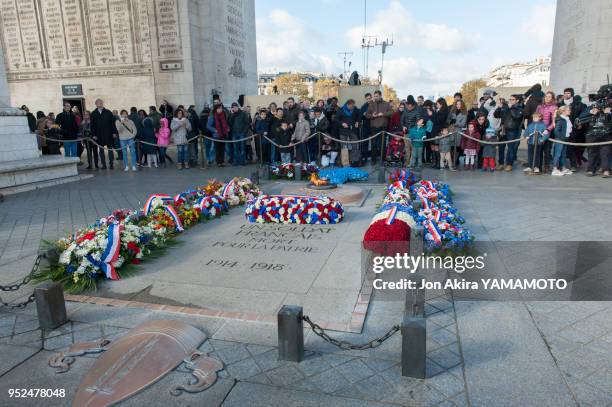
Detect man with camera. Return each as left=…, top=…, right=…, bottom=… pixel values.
left=494, top=95, right=524, bottom=171
left=576, top=97, right=612, bottom=178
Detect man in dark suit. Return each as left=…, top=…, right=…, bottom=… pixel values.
left=90, top=99, right=117, bottom=169
left=55, top=102, right=79, bottom=157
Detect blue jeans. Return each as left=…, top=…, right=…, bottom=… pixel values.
left=120, top=138, right=137, bottom=168
left=177, top=144, right=188, bottom=164
left=410, top=146, right=423, bottom=167
left=158, top=146, right=167, bottom=164
left=270, top=144, right=278, bottom=164
left=232, top=133, right=245, bottom=165
left=280, top=152, right=292, bottom=163
left=552, top=142, right=567, bottom=168
left=204, top=137, right=215, bottom=163
left=63, top=141, right=78, bottom=157
left=503, top=129, right=520, bottom=165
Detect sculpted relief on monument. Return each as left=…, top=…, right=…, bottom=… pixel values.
left=0, top=0, right=182, bottom=81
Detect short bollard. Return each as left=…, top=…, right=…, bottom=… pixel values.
left=277, top=305, right=304, bottom=362
left=410, top=225, right=424, bottom=257
left=402, top=224, right=426, bottom=378
left=34, top=282, right=67, bottom=330
left=377, top=166, right=386, bottom=183
left=294, top=164, right=302, bottom=181
left=401, top=316, right=426, bottom=378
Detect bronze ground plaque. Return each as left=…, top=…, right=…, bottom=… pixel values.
left=71, top=320, right=208, bottom=407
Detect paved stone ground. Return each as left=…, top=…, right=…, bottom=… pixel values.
left=0, top=162, right=612, bottom=406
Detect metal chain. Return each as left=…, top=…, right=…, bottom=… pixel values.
left=0, top=293, right=36, bottom=310
left=302, top=315, right=400, bottom=350
left=0, top=255, right=41, bottom=292
left=0, top=255, right=42, bottom=309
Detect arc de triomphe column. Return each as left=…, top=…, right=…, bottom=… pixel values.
left=0, top=46, right=80, bottom=192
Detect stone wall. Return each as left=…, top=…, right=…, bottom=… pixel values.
left=0, top=44, right=9, bottom=106
left=551, top=0, right=612, bottom=96
left=0, top=0, right=257, bottom=113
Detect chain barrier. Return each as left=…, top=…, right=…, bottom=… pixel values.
left=35, top=128, right=612, bottom=152
left=302, top=315, right=400, bottom=350
left=0, top=255, right=41, bottom=309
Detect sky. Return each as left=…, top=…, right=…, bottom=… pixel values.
left=254, top=0, right=557, bottom=98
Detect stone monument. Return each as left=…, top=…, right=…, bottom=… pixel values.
left=0, top=44, right=79, bottom=192
left=550, top=0, right=612, bottom=95
left=0, top=0, right=257, bottom=113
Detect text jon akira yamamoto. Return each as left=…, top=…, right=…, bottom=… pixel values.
left=373, top=278, right=568, bottom=290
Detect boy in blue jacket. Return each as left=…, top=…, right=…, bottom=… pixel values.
left=409, top=118, right=427, bottom=168
left=522, top=112, right=549, bottom=173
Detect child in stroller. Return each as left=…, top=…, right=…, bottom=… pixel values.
left=385, top=132, right=405, bottom=165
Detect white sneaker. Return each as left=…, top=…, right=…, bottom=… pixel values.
left=523, top=167, right=532, bottom=172
left=124, top=167, right=129, bottom=172
left=552, top=169, right=563, bottom=176
left=132, top=166, right=137, bottom=171
left=154, top=163, right=158, bottom=168
left=562, top=168, right=572, bottom=175
left=534, top=167, right=540, bottom=173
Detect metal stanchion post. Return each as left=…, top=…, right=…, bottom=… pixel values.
left=402, top=225, right=426, bottom=378
left=258, top=133, right=264, bottom=168
left=278, top=305, right=304, bottom=362
left=530, top=131, right=539, bottom=175
left=199, top=136, right=206, bottom=169
left=318, top=133, right=322, bottom=166
left=378, top=132, right=386, bottom=183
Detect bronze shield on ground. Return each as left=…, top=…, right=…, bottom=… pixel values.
left=73, top=320, right=206, bottom=407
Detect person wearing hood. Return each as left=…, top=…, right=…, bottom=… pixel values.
left=187, top=105, right=200, bottom=165
left=336, top=99, right=361, bottom=166
left=291, top=110, right=311, bottom=163
left=482, top=125, right=498, bottom=172
left=567, top=94, right=587, bottom=170
left=523, top=83, right=545, bottom=125
left=141, top=116, right=158, bottom=168
left=364, top=90, right=392, bottom=165
left=156, top=116, right=171, bottom=167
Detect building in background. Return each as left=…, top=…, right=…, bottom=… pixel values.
left=0, top=0, right=257, bottom=113
left=485, top=57, right=551, bottom=88
left=551, top=0, right=612, bottom=96
left=258, top=71, right=340, bottom=99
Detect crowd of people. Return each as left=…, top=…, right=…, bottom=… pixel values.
left=21, top=83, right=612, bottom=177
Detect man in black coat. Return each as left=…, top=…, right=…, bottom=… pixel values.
left=90, top=99, right=117, bottom=169
left=55, top=102, right=79, bottom=157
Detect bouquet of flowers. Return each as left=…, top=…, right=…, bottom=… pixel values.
left=363, top=203, right=416, bottom=255
left=270, top=163, right=319, bottom=180
left=217, top=177, right=261, bottom=206
left=363, top=177, right=473, bottom=255
left=35, top=178, right=260, bottom=293
left=408, top=181, right=473, bottom=252
left=245, top=194, right=344, bottom=224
